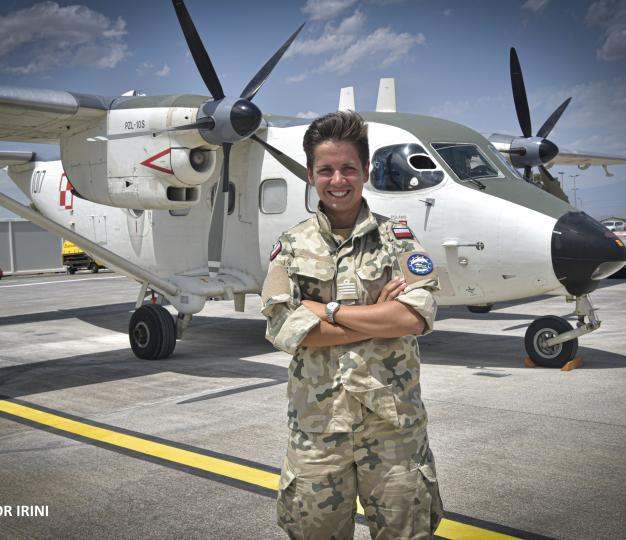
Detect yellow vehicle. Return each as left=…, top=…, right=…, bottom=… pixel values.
left=62, top=240, right=105, bottom=274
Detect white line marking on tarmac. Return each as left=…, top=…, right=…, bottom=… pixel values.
left=0, top=276, right=126, bottom=288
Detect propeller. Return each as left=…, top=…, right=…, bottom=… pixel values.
left=507, top=47, right=571, bottom=202
left=169, top=1, right=305, bottom=265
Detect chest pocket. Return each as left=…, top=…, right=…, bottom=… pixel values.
left=356, top=261, right=393, bottom=304
left=290, top=256, right=335, bottom=303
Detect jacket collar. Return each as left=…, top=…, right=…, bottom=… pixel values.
left=315, top=198, right=378, bottom=240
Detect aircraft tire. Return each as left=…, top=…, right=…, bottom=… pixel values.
left=89, top=262, right=99, bottom=274
left=524, top=316, right=578, bottom=368
left=129, top=304, right=177, bottom=360
left=467, top=304, right=493, bottom=314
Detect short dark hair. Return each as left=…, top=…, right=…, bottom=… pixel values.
left=303, top=111, right=369, bottom=170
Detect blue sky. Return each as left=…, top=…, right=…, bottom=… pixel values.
left=1, top=0, right=625, bottom=219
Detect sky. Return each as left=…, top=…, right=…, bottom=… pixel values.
left=0, top=0, right=625, bottom=219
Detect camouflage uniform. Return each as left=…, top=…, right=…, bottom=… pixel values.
left=262, top=200, right=443, bottom=539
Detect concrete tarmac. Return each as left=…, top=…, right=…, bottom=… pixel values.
left=0, top=272, right=625, bottom=539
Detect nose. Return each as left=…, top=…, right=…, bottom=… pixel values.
left=551, top=211, right=626, bottom=295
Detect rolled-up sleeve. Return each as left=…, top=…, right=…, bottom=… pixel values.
left=396, top=276, right=438, bottom=335
left=261, top=238, right=320, bottom=355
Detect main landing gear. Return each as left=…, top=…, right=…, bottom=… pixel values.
left=128, top=286, right=190, bottom=360
left=524, top=294, right=600, bottom=368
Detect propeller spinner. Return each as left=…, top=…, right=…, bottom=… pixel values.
left=505, top=47, right=571, bottom=201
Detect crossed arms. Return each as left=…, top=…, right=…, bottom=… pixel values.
left=299, top=276, right=427, bottom=348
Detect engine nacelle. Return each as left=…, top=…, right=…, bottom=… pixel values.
left=60, top=107, right=218, bottom=209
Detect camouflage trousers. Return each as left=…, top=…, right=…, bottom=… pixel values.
left=277, top=412, right=443, bottom=539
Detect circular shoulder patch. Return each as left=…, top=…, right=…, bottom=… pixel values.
left=407, top=253, right=433, bottom=276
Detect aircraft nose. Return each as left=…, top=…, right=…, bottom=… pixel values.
left=539, top=139, right=559, bottom=163
left=551, top=211, right=626, bottom=296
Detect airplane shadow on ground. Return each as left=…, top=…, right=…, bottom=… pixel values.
left=1, top=309, right=625, bottom=400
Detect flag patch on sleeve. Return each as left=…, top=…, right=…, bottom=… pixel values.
left=270, top=240, right=282, bottom=261
left=392, top=226, right=414, bottom=239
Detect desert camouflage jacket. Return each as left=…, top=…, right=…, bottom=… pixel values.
left=261, top=199, right=438, bottom=433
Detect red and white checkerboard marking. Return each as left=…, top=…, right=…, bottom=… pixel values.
left=58, top=173, right=74, bottom=210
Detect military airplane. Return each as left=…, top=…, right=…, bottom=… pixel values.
left=1, top=0, right=625, bottom=368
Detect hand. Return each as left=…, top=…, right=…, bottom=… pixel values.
left=301, top=299, right=326, bottom=320
left=376, top=276, right=406, bottom=303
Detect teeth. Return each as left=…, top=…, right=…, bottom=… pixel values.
left=329, top=190, right=349, bottom=198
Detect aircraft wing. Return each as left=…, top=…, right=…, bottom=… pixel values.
left=0, top=86, right=110, bottom=144
left=547, top=148, right=626, bottom=167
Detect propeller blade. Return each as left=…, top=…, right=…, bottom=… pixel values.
left=539, top=165, right=569, bottom=202
left=207, top=143, right=231, bottom=268
left=239, top=23, right=305, bottom=101
left=172, top=0, right=225, bottom=100
left=510, top=47, right=532, bottom=138
left=536, top=97, right=571, bottom=139
left=250, top=134, right=308, bottom=182
left=221, top=142, right=231, bottom=192
left=524, top=166, right=532, bottom=181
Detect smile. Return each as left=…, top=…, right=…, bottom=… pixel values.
left=327, top=190, right=350, bottom=198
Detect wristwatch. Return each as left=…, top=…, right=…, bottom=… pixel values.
left=325, top=301, right=341, bottom=324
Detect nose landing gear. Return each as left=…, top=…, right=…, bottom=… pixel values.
left=524, top=295, right=600, bottom=368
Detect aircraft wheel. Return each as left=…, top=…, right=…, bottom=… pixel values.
left=524, top=316, right=578, bottom=368
left=89, top=262, right=99, bottom=274
left=129, top=304, right=176, bottom=360
left=467, top=304, right=493, bottom=314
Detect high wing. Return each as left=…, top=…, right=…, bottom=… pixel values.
left=0, top=85, right=109, bottom=144
left=546, top=148, right=626, bottom=168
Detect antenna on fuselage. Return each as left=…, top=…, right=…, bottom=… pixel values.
left=376, top=78, right=396, bottom=112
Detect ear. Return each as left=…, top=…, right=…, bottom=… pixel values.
left=363, top=160, right=370, bottom=183
left=307, top=167, right=315, bottom=185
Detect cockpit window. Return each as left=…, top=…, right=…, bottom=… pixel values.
left=370, top=144, right=444, bottom=192
left=487, top=144, right=524, bottom=180
left=432, top=143, right=500, bottom=182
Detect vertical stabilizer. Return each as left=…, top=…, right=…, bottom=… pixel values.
left=338, top=86, right=355, bottom=111
left=376, top=78, right=396, bottom=112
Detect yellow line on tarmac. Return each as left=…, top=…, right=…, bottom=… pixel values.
left=0, top=400, right=519, bottom=540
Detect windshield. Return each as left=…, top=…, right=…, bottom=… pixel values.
left=370, top=143, right=444, bottom=191
left=431, top=143, right=500, bottom=181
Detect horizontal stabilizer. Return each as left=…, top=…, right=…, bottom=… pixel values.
left=0, top=151, right=34, bottom=167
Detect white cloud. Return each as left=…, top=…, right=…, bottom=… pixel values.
left=522, top=0, right=550, bottom=13
left=296, top=111, right=320, bottom=118
left=286, top=72, right=308, bottom=83
left=285, top=7, right=424, bottom=79
left=319, top=27, right=425, bottom=74
left=302, top=0, right=358, bottom=20
left=0, top=1, right=129, bottom=74
left=442, top=9, right=453, bottom=16
left=286, top=10, right=365, bottom=58
left=156, top=64, right=171, bottom=77
left=586, top=0, right=626, bottom=61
